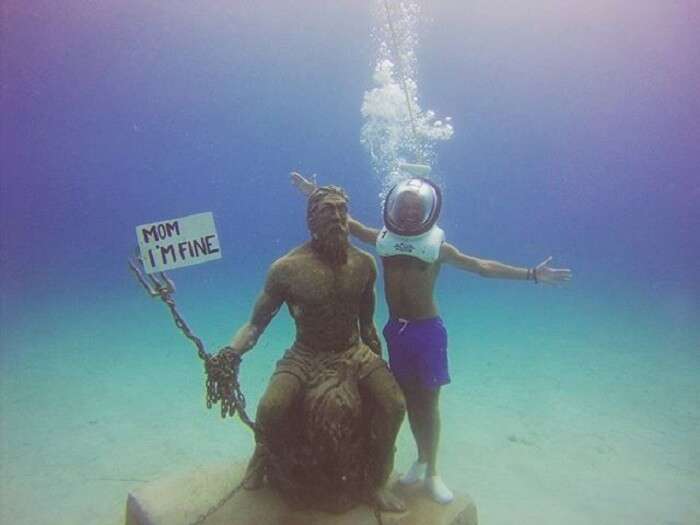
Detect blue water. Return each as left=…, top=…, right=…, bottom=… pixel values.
left=1, top=2, right=698, bottom=524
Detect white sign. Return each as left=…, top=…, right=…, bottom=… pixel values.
left=136, top=212, right=221, bottom=274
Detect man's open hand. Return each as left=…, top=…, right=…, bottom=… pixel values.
left=534, top=256, right=572, bottom=285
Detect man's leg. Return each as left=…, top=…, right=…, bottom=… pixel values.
left=243, top=372, right=302, bottom=489
left=359, top=365, right=407, bottom=512
left=400, top=382, right=452, bottom=502
left=401, top=382, right=441, bottom=475
left=398, top=382, right=425, bottom=484
left=399, top=381, right=439, bottom=478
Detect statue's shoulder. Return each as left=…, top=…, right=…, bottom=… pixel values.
left=348, top=244, right=378, bottom=270
left=272, top=243, right=312, bottom=273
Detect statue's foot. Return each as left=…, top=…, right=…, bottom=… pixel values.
left=372, top=486, right=406, bottom=513
left=241, top=456, right=266, bottom=490
left=425, top=475, right=454, bottom=504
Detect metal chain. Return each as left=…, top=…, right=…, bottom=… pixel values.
left=190, top=482, right=244, bottom=525
left=187, top=460, right=263, bottom=525
left=189, top=479, right=246, bottom=525
left=159, top=290, right=209, bottom=361
left=128, top=255, right=255, bottom=432
left=158, top=288, right=255, bottom=431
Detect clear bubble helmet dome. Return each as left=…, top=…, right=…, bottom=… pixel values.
left=383, top=177, right=442, bottom=236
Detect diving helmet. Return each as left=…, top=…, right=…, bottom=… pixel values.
left=383, top=177, right=442, bottom=236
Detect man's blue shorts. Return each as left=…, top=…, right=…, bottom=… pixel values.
left=383, top=317, right=450, bottom=390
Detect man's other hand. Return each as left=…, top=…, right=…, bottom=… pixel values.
left=535, top=256, right=572, bottom=285
left=290, top=171, right=317, bottom=196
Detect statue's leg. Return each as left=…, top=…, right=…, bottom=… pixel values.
left=243, top=372, right=302, bottom=489
left=359, top=366, right=407, bottom=512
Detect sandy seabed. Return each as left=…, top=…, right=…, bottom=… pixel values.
left=1, top=287, right=698, bottom=525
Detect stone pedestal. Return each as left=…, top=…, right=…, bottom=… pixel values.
left=125, top=464, right=477, bottom=525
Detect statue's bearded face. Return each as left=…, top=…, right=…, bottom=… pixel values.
left=308, top=193, right=349, bottom=266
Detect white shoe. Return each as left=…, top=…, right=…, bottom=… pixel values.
left=425, top=475, right=454, bottom=504
left=399, top=461, right=427, bottom=485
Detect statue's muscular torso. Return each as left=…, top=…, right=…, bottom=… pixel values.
left=269, top=242, right=377, bottom=352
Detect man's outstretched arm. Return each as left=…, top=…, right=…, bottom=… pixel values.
left=228, top=262, right=286, bottom=355
left=440, top=243, right=572, bottom=284
left=290, top=171, right=380, bottom=246
left=348, top=217, right=381, bottom=246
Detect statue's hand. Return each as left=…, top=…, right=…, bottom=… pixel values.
left=220, top=345, right=243, bottom=365
left=290, top=171, right=317, bottom=196
left=367, top=338, right=382, bottom=357
left=534, top=256, right=572, bottom=285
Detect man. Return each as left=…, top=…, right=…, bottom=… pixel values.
left=225, top=186, right=407, bottom=512
left=291, top=172, right=572, bottom=504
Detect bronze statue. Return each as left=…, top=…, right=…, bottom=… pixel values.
left=224, top=186, right=407, bottom=513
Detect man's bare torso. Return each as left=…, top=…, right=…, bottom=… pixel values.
left=382, top=255, right=441, bottom=320
left=273, top=242, right=374, bottom=351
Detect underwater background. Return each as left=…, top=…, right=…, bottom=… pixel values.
left=1, top=1, right=698, bottom=524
